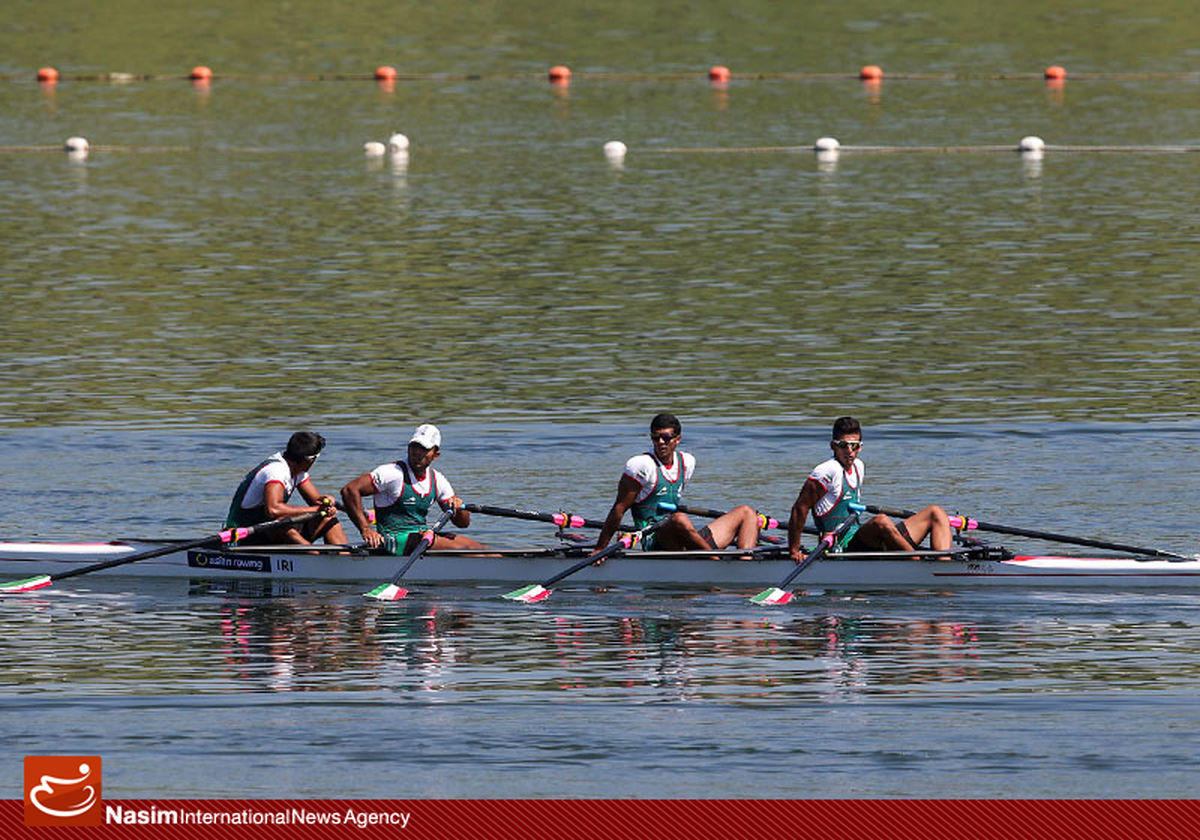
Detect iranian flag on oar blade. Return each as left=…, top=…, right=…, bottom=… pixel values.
left=748, top=586, right=793, bottom=606
left=0, top=575, right=52, bottom=594
left=501, top=584, right=549, bottom=603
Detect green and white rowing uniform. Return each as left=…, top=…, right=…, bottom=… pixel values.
left=625, top=451, right=696, bottom=550
left=809, top=456, right=865, bottom=549
left=369, top=459, right=454, bottom=555
left=225, top=452, right=308, bottom=528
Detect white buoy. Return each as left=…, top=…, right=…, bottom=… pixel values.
left=387, top=133, right=410, bottom=153
left=363, top=141, right=386, bottom=157
left=1018, top=135, right=1045, bottom=153
left=814, top=136, right=840, bottom=152
left=603, top=140, right=627, bottom=160
left=64, top=136, right=89, bottom=153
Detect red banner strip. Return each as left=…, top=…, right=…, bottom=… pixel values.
left=4, top=798, right=1198, bottom=840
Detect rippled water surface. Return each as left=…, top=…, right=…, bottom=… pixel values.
left=3, top=423, right=1200, bottom=797
left=3, top=0, right=1200, bottom=800
left=4, top=581, right=1200, bottom=797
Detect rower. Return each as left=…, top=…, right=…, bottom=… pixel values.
left=594, top=413, right=761, bottom=553
left=225, top=431, right=347, bottom=545
left=340, top=423, right=488, bottom=554
left=787, top=416, right=952, bottom=562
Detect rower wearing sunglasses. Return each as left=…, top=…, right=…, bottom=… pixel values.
left=787, top=416, right=951, bottom=562
left=224, top=431, right=347, bottom=545
left=595, top=413, right=762, bottom=553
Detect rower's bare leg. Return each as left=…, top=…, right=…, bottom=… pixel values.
left=313, top=519, right=347, bottom=545
left=902, top=506, right=952, bottom=553
left=278, top=527, right=313, bottom=546
left=431, top=533, right=489, bottom=551
left=648, top=513, right=712, bottom=551
left=852, top=514, right=915, bottom=552
left=704, top=505, right=760, bottom=550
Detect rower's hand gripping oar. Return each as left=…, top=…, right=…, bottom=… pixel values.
left=503, top=502, right=676, bottom=603
left=362, top=507, right=456, bottom=601
left=750, top=502, right=866, bottom=606
left=866, top=504, right=1195, bottom=561
left=0, top=510, right=325, bottom=594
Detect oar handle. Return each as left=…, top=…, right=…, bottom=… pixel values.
left=866, top=504, right=978, bottom=532
left=674, top=503, right=782, bottom=530
left=386, top=508, right=456, bottom=585
left=465, top=503, right=611, bottom=531
left=866, top=504, right=1190, bottom=560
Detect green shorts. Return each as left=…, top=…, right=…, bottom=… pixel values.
left=381, top=531, right=424, bottom=555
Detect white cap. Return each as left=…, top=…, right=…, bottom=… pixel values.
left=409, top=423, right=441, bottom=450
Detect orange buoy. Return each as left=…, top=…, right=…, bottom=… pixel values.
left=708, top=65, right=731, bottom=83
left=37, top=67, right=59, bottom=83
left=548, top=65, right=571, bottom=83
left=1044, top=65, right=1066, bottom=81
left=374, top=65, right=397, bottom=81
left=189, top=66, right=213, bottom=81
left=859, top=65, right=883, bottom=81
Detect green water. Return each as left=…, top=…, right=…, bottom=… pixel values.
left=2, top=2, right=1199, bottom=428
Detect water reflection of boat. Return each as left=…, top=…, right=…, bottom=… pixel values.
left=3, top=540, right=1200, bottom=589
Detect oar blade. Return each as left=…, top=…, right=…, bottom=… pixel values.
left=363, top=583, right=409, bottom=601
left=0, top=575, right=53, bottom=595
left=502, top=584, right=549, bottom=603
left=749, top=586, right=793, bottom=606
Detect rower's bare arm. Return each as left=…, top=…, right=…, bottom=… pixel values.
left=297, top=478, right=337, bottom=518
left=596, top=474, right=641, bottom=549
left=788, top=479, right=822, bottom=561
left=264, top=481, right=321, bottom=520
left=341, top=474, right=382, bottom=548
left=445, top=496, right=470, bottom=528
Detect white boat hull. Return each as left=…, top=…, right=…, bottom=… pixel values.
left=1, top=541, right=1199, bottom=590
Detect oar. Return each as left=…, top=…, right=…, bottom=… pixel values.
left=674, top=503, right=841, bottom=547
left=674, top=503, right=783, bottom=531
left=465, top=503, right=611, bottom=531
left=363, top=508, right=456, bottom=601
left=503, top=502, right=676, bottom=603
left=749, top=502, right=866, bottom=606
left=866, top=504, right=1195, bottom=561
left=0, top=511, right=324, bottom=594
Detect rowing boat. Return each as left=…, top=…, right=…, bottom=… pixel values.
left=2, top=540, right=1200, bottom=589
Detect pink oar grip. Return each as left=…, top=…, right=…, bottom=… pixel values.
left=219, top=527, right=250, bottom=543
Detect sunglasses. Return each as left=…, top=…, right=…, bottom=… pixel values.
left=650, top=432, right=679, bottom=444
left=832, top=439, right=863, bottom=451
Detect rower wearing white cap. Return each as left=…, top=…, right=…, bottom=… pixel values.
left=340, top=424, right=487, bottom=554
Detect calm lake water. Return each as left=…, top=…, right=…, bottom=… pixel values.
left=2, top=0, right=1199, bottom=800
